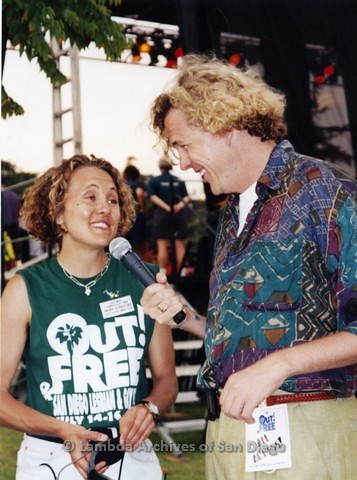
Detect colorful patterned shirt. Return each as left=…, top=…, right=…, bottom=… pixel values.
left=198, top=140, right=357, bottom=397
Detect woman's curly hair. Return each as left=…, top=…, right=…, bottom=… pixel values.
left=151, top=53, right=288, bottom=156
left=21, top=154, right=136, bottom=246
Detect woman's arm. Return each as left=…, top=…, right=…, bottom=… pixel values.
left=0, top=274, right=59, bottom=435
left=144, top=322, right=178, bottom=412
left=118, top=321, right=178, bottom=449
left=0, top=275, right=110, bottom=478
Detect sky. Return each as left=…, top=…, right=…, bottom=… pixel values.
left=2, top=37, right=205, bottom=198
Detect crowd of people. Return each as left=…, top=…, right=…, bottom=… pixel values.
left=1, top=53, right=356, bottom=480
left=123, top=162, right=150, bottom=262
left=122, top=157, right=193, bottom=275
left=1, top=182, right=30, bottom=287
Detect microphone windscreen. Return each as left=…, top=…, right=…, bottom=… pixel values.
left=109, top=237, right=132, bottom=260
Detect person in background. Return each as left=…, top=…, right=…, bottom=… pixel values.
left=196, top=181, right=227, bottom=275
left=1, top=183, right=30, bottom=268
left=141, top=54, right=357, bottom=479
left=123, top=164, right=150, bottom=262
left=203, top=181, right=227, bottom=232
left=0, top=154, right=177, bottom=479
left=147, top=158, right=189, bottom=276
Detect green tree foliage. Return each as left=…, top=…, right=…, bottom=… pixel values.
left=2, top=0, right=130, bottom=119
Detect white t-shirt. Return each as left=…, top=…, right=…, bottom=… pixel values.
left=237, top=182, right=258, bottom=236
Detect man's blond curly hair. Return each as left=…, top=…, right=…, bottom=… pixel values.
left=151, top=54, right=287, bottom=156
left=21, top=154, right=136, bottom=246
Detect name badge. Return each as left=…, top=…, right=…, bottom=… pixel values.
left=245, top=404, right=291, bottom=473
left=100, top=295, right=134, bottom=319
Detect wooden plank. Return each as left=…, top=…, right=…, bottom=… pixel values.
left=173, top=340, right=203, bottom=350
left=158, top=418, right=207, bottom=433
left=146, top=364, right=200, bottom=379
left=176, top=391, right=200, bottom=403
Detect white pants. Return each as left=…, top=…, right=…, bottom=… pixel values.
left=16, top=435, right=163, bottom=480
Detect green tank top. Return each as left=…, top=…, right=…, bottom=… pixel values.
left=18, top=255, right=157, bottom=429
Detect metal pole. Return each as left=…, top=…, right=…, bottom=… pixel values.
left=51, top=39, right=64, bottom=165
left=69, top=43, right=83, bottom=154
left=51, top=40, right=82, bottom=165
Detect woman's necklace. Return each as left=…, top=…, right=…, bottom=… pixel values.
left=57, top=254, right=111, bottom=296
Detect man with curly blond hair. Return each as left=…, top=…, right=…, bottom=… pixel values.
left=141, top=54, right=357, bottom=479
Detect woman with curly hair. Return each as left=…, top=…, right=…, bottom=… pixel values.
left=1, top=154, right=177, bottom=479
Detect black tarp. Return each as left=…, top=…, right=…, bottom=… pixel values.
left=113, top=0, right=357, bottom=174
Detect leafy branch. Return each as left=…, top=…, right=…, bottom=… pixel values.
left=2, top=0, right=131, bottom=118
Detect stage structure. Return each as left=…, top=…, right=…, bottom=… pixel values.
left=112, top=0, right=357, bottom=177
left=46, top=8, right=355, bottom=176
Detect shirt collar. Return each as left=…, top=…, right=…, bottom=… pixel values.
left=225, top=140, right=294, bottom=207
left=258, top=140, right=294, bottom=191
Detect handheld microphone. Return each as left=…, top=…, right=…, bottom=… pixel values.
left=109, top=237, right=186, bottom=325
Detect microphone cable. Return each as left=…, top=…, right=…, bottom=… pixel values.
left=39, top=450, right=88, bottom=480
